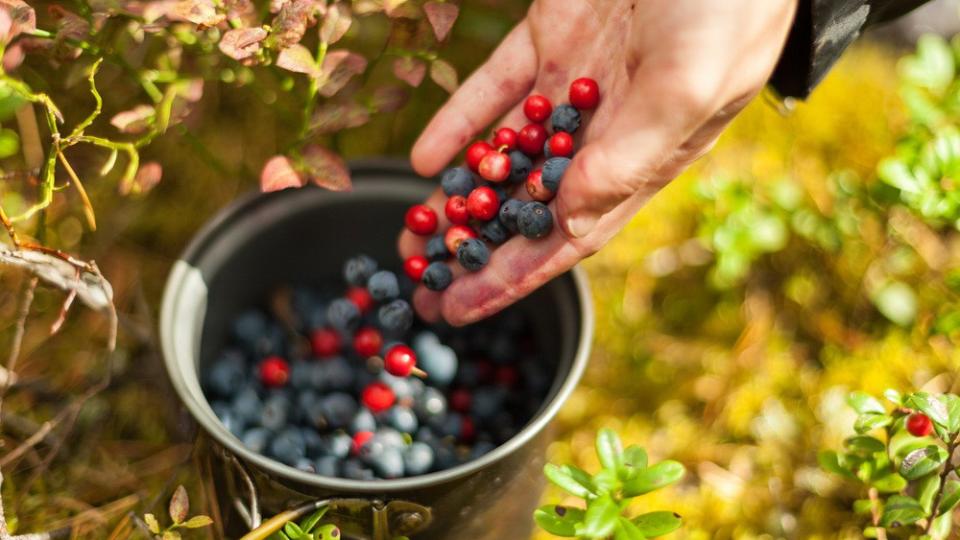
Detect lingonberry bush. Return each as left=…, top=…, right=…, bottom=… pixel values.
left=143, top=485, right=213, bottom=539
left=535, top=429, right=685, bottom=539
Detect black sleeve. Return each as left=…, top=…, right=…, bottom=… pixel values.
left=769, top=0, right=933, bottom=98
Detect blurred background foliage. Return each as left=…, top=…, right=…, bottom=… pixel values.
left=5, top=0, right=960, bottom=538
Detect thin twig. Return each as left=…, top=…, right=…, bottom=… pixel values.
left=925, top=438, right=959, bottom=533
left=0, top=421, right=54, bottom=468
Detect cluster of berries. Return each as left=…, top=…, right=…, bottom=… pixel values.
left=203, top=255, right=551, bottom=480
left=402, top=77, right=601, bottom=291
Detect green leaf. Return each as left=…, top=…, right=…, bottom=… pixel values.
left=144, top=513, right=160, bottom=534
left=944, top=394, right=960, bottom=434
left=855, top=413, right=892, bottom=434
left=939, top=480, right=960, bottom=513
left=595, top=429, right=624, bottom=474
left=576, top=494, right=619, bottom=539
left=315, top=524, right=340, bottom=540
left=0, top=129, right=20, bottom=160
left=900, top=34, right=956, bottom=92
left=632, top=511, right=682, bottom=537
left=863, top=527, right=881, bottom=538
left=544, top=464, right=596, bottom=499
left=885, top=389, right=904, bottom=406
left=919, top=474, right=942, bottom=513
left=622, top=461, right=685, bottom=497
left=844, top=435, right=886, bottom=456
left=182, top=515, right=213, bottom=529
left=592, top=468, right=621, bottom=494
left=899, top=445, right=948, bottom=480
left=906, top=393, right=950, bottom=428
left=284, top=522, right=304, bottom=538
left=613, top=518, right=647, bottom=540
left=871, top=281, right=917, bottom=326
left=299, top=507, right=329, bottom=533
left=621, top=446, right=648, bottom=480
left=534, top=505, right=584, bottom=537
left=818, top=450, right=855, bottom=478
left=880, top=495, right=926, bottom=527
left=931, top=508, right=953, bottom=539
left=872, top=471, right=908, bottom=493
left=853, top=499, right=874, bottom=515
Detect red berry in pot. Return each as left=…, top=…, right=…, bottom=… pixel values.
left=352, top=431, right=374, bottom=455
left=460, top=416, right=476, bottom=442
left=569, top=77, right=600, bottom=109
left=311, top=328, right=341, bottom=358
left=517, top=124, right=548, bottom=156
left=907, top=412, right=934, bottom=437
left=353, top=326, right=383, bottom=357
left=449, top=388, right=471, bottom=413
left=445, top=225, right=478, bottom=254
left=493, top=127, right=518, bottom=150
left=546, top=132, right=574, bottom=158
left=478, top=151, right=511, bottom=183
left=445, top=195, right=470, bottom=225
left=467, top=186, right=499, bottom=221
left=361, top=382, right=396, bottom=413
left=523, top=94, right=553, bottom=123
left=466, top=141, right=493, bottom=172
left=345, top=286, right=373, bottom=314
left=259, top=356, right=290, bottom=387
left=405, top=204, right=438, bottom=236
left=525, top=169, right=554, bottom=202
left=384, top=344, right=418, bottom=377
left=403, top=255, right=429, bottom=281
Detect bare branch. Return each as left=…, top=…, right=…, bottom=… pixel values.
left=0, top=243, right=112, bottom=313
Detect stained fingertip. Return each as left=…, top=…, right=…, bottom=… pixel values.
left=412, top=286, right=443, bottom=323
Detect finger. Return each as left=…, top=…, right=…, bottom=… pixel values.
left=411, top=21, right=538, bottom=177
left=411, top=260, right=469, bottom=323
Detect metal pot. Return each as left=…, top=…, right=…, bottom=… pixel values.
left=159, top=161, right=594, bottom=540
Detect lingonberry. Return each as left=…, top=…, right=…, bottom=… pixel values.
left=492, top=127, right=518, bottom=150
left=445, top=195, right=470, bottom=225
left=403, top=255, right=429, bottom=281
left=449, top=388, right=472, bottom=413
left=352, top=431, right=375, bottom=455
left=259, top=356, right=290, bottom=387
left=405, top=204, right=438, bottom=236
left=345, top=286, right=374, bottom=314
left=353, top=327, right=383, bottom=357
left=460, top=416, right=476, bottom=442
left=569, top=77, right=600, bottom=109
left=907, top=412, right=934, bottom=437
left=467, top=186, right=499, bottom=221
left=478, top=151, right=511, bottom=183
left=525, top=169, right=554, bottom=202
left=385, top=344, right=418, bottom=377
left=546, top=132, right=574, bottom=158
left=361, top=382, right=396, bottom=413
left=495, top=365, right=519, bottom=387
left=445, top=224, right=478, bottom=254
left=311, top=328, right=341, bottom=358
left=466, top=141, right=493, bottom=172
left=517, top=124, right=548, bottom=156
left=523, top=94, right=553, bottom=123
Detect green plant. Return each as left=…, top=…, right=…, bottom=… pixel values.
left=535, top=429, right=685, bottom=539
left=143, top=485, right=213, bottom=539
left=820, top=390, right=960, bottom=538
left=267, top=506, right=339, bottom=540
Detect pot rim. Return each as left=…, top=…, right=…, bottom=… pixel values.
left=160, top=160, right=594, bottom=493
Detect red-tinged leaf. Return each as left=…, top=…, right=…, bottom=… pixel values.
left=0, top=9, right=11, bottom=42
left=271, top=0, right=316, bottom=47
left=319, top=2, right=351, bottom=44
left=352, top=0, right=383, bottom=15
left=139, top=0, right=180, bottom=23
left=384, top=0, right=418, bottom=18
left=276, top=44, right=320, bottom=77
left=319, top=50, right=367, bottom=97
left=3, top=42, right=23, bottom=71
left=301, top=145, right=351, bottom=191
left=371, top=85, right=409, bottom=112
left=269, top=0, right=287, bottom=14
left=392, top=57, right=425, bottom=87
left=173, top=0, right=225, bottom=26
left=261, top=155, right=304, bottom=192
left=0, top=0, right=35, bottom=41
left=423, top=2, right=457, bottom=41
left=110, top=104, right=155, bottom=134
left=224, top=0, right=256, bottom=24
left=310, top=101, right=370, bottom=134
left=430, top=58, right=458, bottom=93
left=168, top=485, right=189, bottom=525
left=120, top=161, right=163, bottom=196
left=219, top=27, right=267, bottom=60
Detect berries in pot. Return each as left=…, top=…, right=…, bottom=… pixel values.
left=542, top=157, right=572, bottom=192
left=569, top=77, right=600, bottom=109
left=493, top=127, right=518, bottom=150
left=345, top=286, right=373, bottom=314
left=361, top=382, right=396, bottom=413
left=425, top=234, right=450, bottom=262
left=259, top=356, right=290, bottom=387
left=385, top=344, right=419, bottom=377
left=517, top=124, right=548, bottom=156
left=467, top=186, right=500, bottom=221
left=523, top=94, right=553, bottom=123
left=507, top=150, right=532, bottom=184
left=907, top=412, right=934, bottom=437
left=311, top=328, right=341, bottom=358
left=498, top=199, right=525, bottom=233
left=367, top=270, right=400, bottom=302
left=353, top=327, right=383, bottom=357
left=445, top=195, right=470, bottom=225
left=465, top=141, right=493, bottom=172
left=478, top=151, right=511, bottom=183
left=405, top=204, right=438, bottom=236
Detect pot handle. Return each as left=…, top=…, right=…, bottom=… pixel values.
left=239, top=498, right=432, bottom=540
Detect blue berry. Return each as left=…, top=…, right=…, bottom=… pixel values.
left=231, top=387, right=262, bottom=424
left=344, top=255, right=378, bottom=286
left=232, top=310, right=266, bottom=344
left=384, top=405, right=419, bottom=433
left=367, top=270, right=399, bottom=302
left=403, top=442, right=435, bottom=476
left=470, top=440, right=496, bottom=459
left=294, top=458, right=317, bottom=473
left=479, top=219, right=509, bottom=245
left=542, top=157, right=571, bottom=192
left=270, top=428, right=306, bottom=465
left=431, top=412, right=463, bottom=438
left=370, top=447, right=405, bottom=479
left=341, top=458, right=375, bottom=480
left=322, top=356, right=355, bottom=390
left=213, top=402, right=245, bottom=437
left=471, top=386, right=507, bottom=422
left=320, top=432, right=353, bottom=459
left=326, top=298, right=360, bottom=332
left=350, top=408, right=377, bottom=434
left=241, top=427, right=271, bottom=454
left=415, top=342, right=458, bottom=387
left=422, top=262, right=453, bottom=291
left=508, top=150, right=532, bottom=184
left=457, top=238, right=490, bottom=272
left=315, top=455, right=340, bottom=477
left=375, top=427, right=407, bottom=449
left=378, top=299, right=414, bottom=334
left=441, top=167, right=474, bottom=197
left=425, top=235, right=450, bottom=262
left=205, top=351, right=246, bottom=396
left=289, top=360, right=314, bottom=390
left=498, top=199, right=524, bottom=233
left=317, top=392, right=358, bottom=429
left=517, top=202, right=554, bottom=239
left=414, top=387, right=448, bottom=421
left=260, top=394, right=291, bottom=430
left=550, top=104, right=581, bottom=133
left=303, top=428, right=324, bottom=457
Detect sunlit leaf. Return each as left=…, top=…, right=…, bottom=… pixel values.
left=0, top=128, right=19, bottom=159
left=613, top=518, right=646, bottom=540
left=430, top=58, right=458, bottom=93
left=144, top=513, right=160, bottom=534
left=534, top=505, right=583, bottom=537
left=320, top=2, right=351, bottom=44
left=939, top=480, right=960, bottom=513
left=423, top=1, right=458, bottom=41
left=310, top=101, right=369, bottom=134
left=847, top=392, right=886, bottom=415
left=595, top=428, right=624, bottom=473
left=174, top=0, right=225, bottom=26
left=543, top=463, right=596, bottom=499
left=855, top=413, right=892, bottom=434
left=622, top=461, right=685, bottom=497
left=298, top=507, right=328, bottom=533
left=879, top=495, right=925, bottom=527
left=110, top=105, right=155, bottom=134
left=905, top=393, right=950, bottom=428
left=277, top=44, right=321, bottom=78
left=272, top=0, right=315, bottom=47
left=183, top=515, right=213, bottom=528
left=260, top=155, right=304, bottom=192
left=300, top=145, right=351, bottom=191
left=169, top=485, right=189, bottom=525
left=899, top=445, right=947, bottom=480
left=393, top=57, right=426, bottom=87
left=631, top=511, right=682, bottom=537
left=871, top=281, right=917, bottom=326
left=319, top=50, right=367, bottom=97
left=219, top=27, right=268, bottom=60
left=576, top=494, right=618, bottom=539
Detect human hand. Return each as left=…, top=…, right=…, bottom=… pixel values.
left=400, top=0, right=798, bottom=325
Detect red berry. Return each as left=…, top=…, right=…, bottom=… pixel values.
left=449, top=388, right=471, bottom=413
left=310, top=328, right=341, bottom=358
left=493, top=127, right=518, bottom=151
left=523, top=95, right=553, bottom=123
left=460, top=416, right=476, bottom=442
left=466, top=141, right=493, bottom=172
left=346, top=286, right=373, bottom=314
left=405, top=204, right=438, bottom=236
left=445, top=195, right=470, bottom=225
left=361, top=382, right=396, bottom=413
left=517, top=124, right=548, bottom=156
left=569, top=77, right=600, bottom=109
left=907, top=413, right=934, bottom=437
left=478, top=151, right=511, bottom=183
left=384, top=344, right=417, bottom=377
left=352, top=431, right=374, bottom=455
left=353, top=326, right=383, bottom=357
left=467, top=186, right=499, bottom=221
left=525, top=169, right=554, bottom=202
left=495, top=365, right=519, bottom=387
left=403, top=255, right=429, bottom=281
left=259, top=356, right=290, bottom=387
left=445, top=225, right=477, bottom=254
left=547, top=132, right=574, bottom=158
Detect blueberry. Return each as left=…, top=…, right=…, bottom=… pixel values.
left=471, top=386, right=507, bottom=422
left=550, top=104, right=581, bottom=134
left=214, top=402, right=245, bottom=437
left=412, top=331, right=441, bottom=351
left=431, top=440, right=459, bottom=470
left=205, top=351, right=246, bottom=396
left=320, top=432, right=353, bottom=459
left=416, top=342, right=458, bottom=387
left=294, top=457, right=317, bottom=473
left=456, top=238, right=490, bottom=272
left=241, top=427, right=271, bottom=454
left=508, top=150, right=532, bottom=184
left=414, top=387, right=448, bottom=421
left=232, top=310, right=266, bottom=344
left=255, top=323, right=286, bottom=357
left=498, top=199, right=524, bottom=234
left=480, top=219, right=509, bottom=246
left=260, top=394, right=291, bottom=431
left=231, top=387, right=262, bottom=424
left=367, top=270, right=400, bottom=302
left=485, top=182, right=508, bottom=203
left=303, top=428, right=324, bottom=457
left=270, top=428, right=307, bottom=465
left=322, top=357, right=355, bottom=390
left=375, top=427, right=408, bottom=449
left=543, top=139, right=553, bottom=159
left=370, top=447, right=405, bottom=479
left=470, top=440, right=496, bottom=459
left=421, top=262, right=453, bottom=291
left=415, top=426, right=440, bottom=445
left=380, top=371, right=420, bottom=400
left=542, top=157, right=571, bottom=192
left=344, top=255, right=378, bottom=287
left=487, top=335, right=516, bottom=363
left=426, top=235, right=450, bottom=262
left=316, top=392, right=358, bottom=430
left=517, top=202, right=554, bottom=239
left=342, top=458, right=376, bottom=480
left=379, top=299, right=413, bottom=334
left=350, top=408, right=377, bottom=434
left=326, top=298, right=360, bottom=332
left=441, top=167, right=474, bottom=197
left=384, top=406, right=419, bottom=433
left=403, top=442, right=435, bottom=476
left=431, top=412, right=463, bottom=438
left=315, top=455, right=340, bottom=477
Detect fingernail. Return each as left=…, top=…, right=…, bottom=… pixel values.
left=566, top=214, right=599, bottom=238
